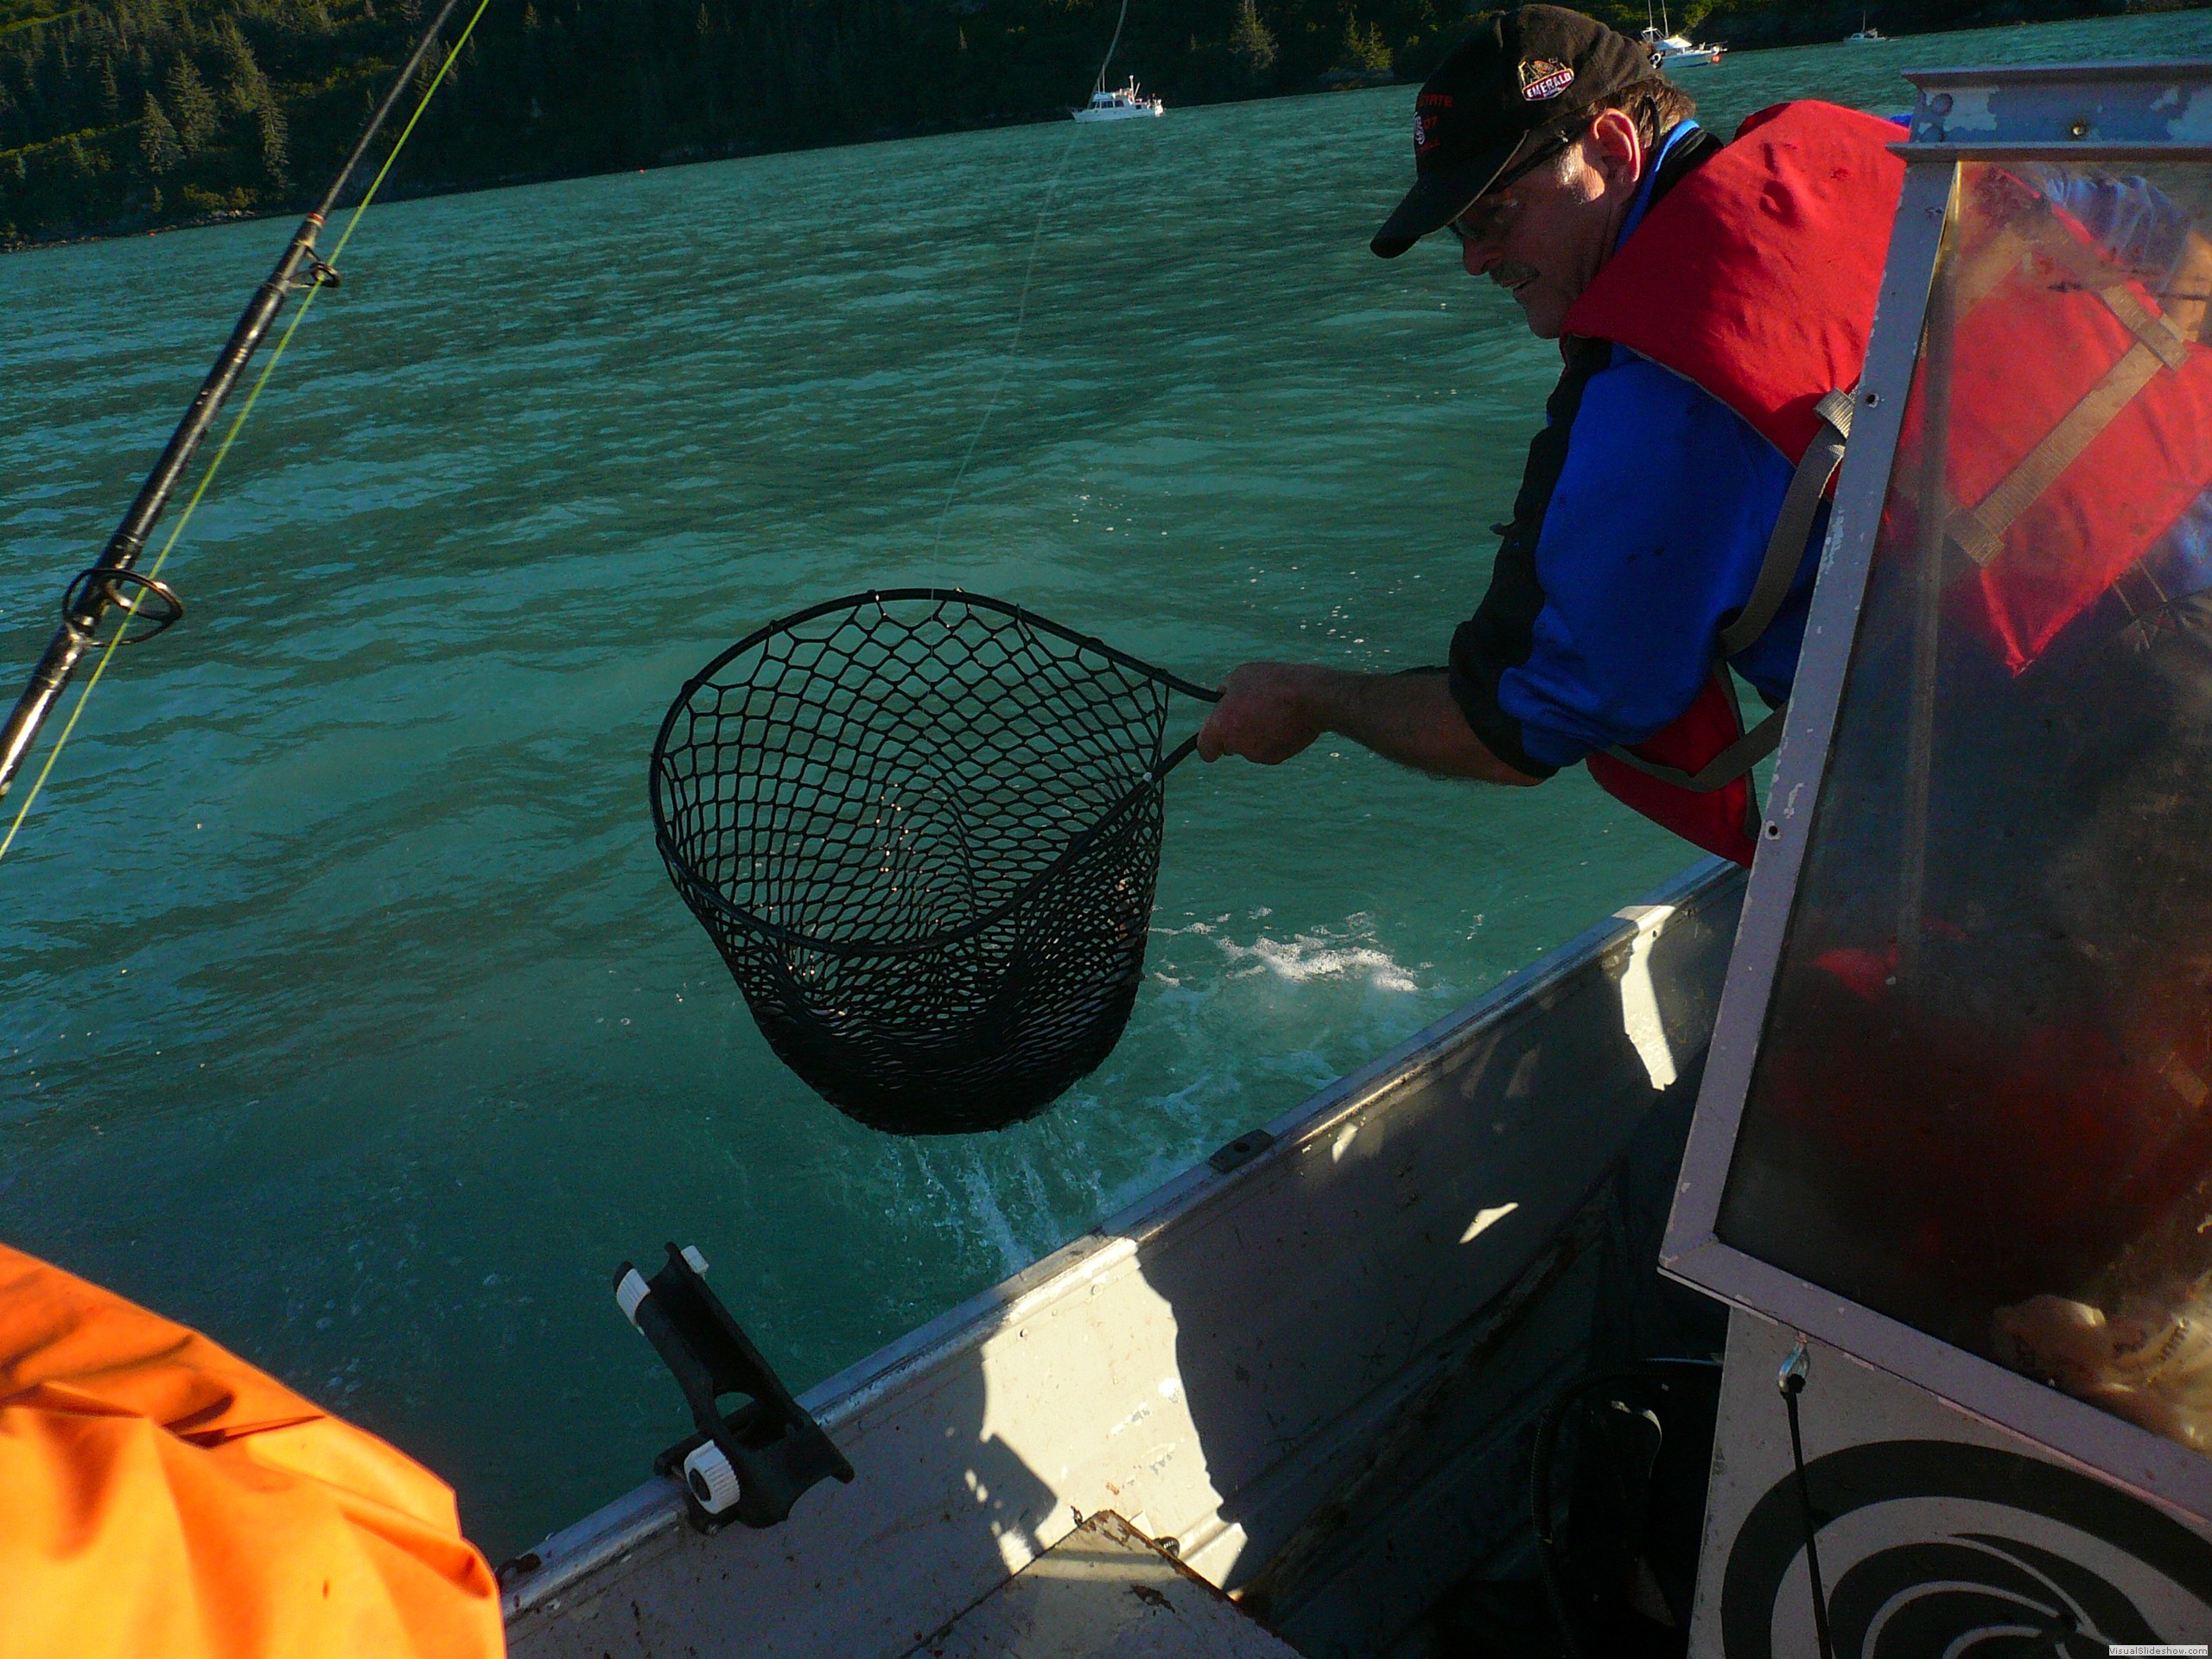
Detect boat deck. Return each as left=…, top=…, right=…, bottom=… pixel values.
left=911, top=1511, right=1300, bottom=1659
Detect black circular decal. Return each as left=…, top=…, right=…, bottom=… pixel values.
left=1723, top=1440, right=2212, bottom=1656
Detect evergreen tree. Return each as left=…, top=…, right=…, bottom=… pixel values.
left=137, top=88, right=181, bottom=174
left=216, top=22, right=271, bottom=117
left=255, top=99, right=287, bottom=187
left=163, top=54, right=215, bottom=152
left=1229, top=0, right=1278, bottom=75
left=1334, top=15, right=1392, bottom=73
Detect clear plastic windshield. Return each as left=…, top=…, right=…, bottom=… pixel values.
left=1716, top=158, right=2212, bottom=1456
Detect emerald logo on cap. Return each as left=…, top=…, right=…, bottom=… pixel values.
left=1413, top=89, right=1450, bottom=154
left=1519, top=58, right=1574, bottom=101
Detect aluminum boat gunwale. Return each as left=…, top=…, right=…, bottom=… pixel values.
left=503, top=854, right=1745, bottom=1656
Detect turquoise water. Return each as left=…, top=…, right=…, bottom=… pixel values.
left=3, top=10, right=2207, bottom=1559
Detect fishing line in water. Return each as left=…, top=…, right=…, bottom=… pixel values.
left=1096, top=0, right=1133, bottom=91
left=0, top=0, right=494, bottom=868
left=930, top=0, right=1136, bottom=561
left=929, top=121, right=1085, bottom=563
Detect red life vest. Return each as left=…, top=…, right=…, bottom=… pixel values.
left=1921, top=168, right=2212, bottom=672
left=1564, top=107, right=2212, bottom=863
left=1564, top=102, right=1908, bottom=864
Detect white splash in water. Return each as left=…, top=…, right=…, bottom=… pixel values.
left=1216, top=913, right=1419, bottom=995
left=957, top=1157, right=1028, bottom=1278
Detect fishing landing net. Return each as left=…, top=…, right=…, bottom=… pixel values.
left=651, top=589, right=1217, bottom=1135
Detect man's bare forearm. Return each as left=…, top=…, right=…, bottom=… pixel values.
left=1306, top=667, right=1538, bottom=784
left=1195, top=661, right=1540, bottom=785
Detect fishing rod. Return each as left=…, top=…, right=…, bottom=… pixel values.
left=0, top=0, right=481, bottom=809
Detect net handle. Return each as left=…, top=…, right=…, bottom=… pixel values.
left=649, top=590, right=1220, bottom=963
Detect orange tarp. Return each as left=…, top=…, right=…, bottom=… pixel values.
left=0, top=1242, right=505, bottom=1659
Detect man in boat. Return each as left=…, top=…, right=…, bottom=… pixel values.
left=1228, top=12, right=2212, bottom=1403
left=1196, top=5, right=1905, bottom=865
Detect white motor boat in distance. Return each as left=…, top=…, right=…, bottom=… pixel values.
left=1073, top=78, right=1165, bottom=122
left=1641, top=2, right=1724, bottom=66
left=1641, top=26, right=1725, bottom=67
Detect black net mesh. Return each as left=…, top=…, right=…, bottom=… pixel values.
left=651, top=590, right=1212, bottom=1135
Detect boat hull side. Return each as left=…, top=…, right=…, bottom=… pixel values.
left=504, top=856, right=1747, bottom=1659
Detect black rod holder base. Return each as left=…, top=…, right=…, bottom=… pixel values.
left=613, top=1243, right=853, bottom=1534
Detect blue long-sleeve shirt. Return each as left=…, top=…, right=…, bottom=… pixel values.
left=1495, top=350, right=1820, bottom=770
left=1452, top=126, right=2212, bottom=778
left=1449, top=119, right=1821, bottom=777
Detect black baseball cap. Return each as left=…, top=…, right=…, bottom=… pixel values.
left=1370, top=6, right=1654, bottom=258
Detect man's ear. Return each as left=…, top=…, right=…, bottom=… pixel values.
left=1586, top=107, right=1644, bottom=192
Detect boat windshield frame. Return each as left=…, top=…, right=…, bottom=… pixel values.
left=1662, top=57, right=2212, bottom=1524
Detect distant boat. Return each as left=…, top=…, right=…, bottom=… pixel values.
left=1641, top=3, right=1725, bottom=67
left=1072, top=78, right=1165, bottom=122
left=1846, top=11, right=1887, bottom=41
left=1641, top=25, right=1725, bottom=67
left=1073, top=0, right=1161, bottom=123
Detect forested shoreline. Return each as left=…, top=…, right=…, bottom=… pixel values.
left=0, top=0, right=2198, bottom=248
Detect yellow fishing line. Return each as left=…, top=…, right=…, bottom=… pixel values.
left=0, top=0, right=494, bottom=867
left=326, top=0, right=495, bottom=271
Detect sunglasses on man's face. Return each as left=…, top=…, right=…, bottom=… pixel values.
left=1445, top=126, right=1582, bottom=247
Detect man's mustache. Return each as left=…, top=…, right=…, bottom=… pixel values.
left=1490, top=261, right=1541, bottom=289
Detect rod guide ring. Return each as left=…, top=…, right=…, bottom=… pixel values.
left=62, top=568, right=184, bottom=645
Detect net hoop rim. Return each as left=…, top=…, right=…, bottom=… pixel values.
left=664, top=588, right=1221, bottom=710
left=648, top=588, right=1217, bottom=960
